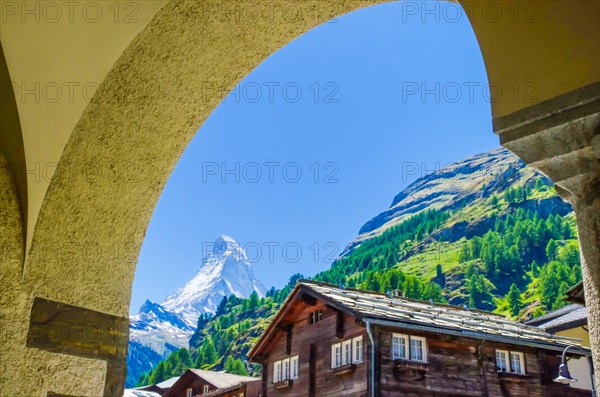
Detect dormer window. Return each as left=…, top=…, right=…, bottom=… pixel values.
left=310, top=310, right=322, bottom=324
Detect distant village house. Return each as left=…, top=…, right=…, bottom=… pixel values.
left=161, top=369, right=260, bottom=397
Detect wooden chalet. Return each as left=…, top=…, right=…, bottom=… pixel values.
left=136, top=376, right=180, bottom=396
left=162, top=369, right=260, bottom=397
left=248, top=280, right=592, bottom=397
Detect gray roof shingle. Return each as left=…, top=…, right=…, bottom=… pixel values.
left=300, top=280, right=588, bottom=353
left=525, top=304, right=583, bottom=326
left=188, top=369, right=258, bottom=389
left=531, top=306, right=588, bottom=332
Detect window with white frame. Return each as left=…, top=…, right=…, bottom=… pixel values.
left=274, top=360, right=282, bottom=382
left=283, top=358, right=290, bottom=380
left=509, top=352, right=525, bottom=374
left=187, top=388, right=192, bottom=397
left=331, top=336, right=364, bottom=368
left=331, top=343, right=342, bottom=368
left=496, top=350, right=525, bottom=374
left=290, top=355, right=299, bottom=379
left=410, top=336, right=426, bottom=362
left=392, top=333, right=427, bottom=362
left=273, top=356, right=299, bottom=382
left=342, top=340, right=352, bottom=365
left=353, top=336, right=363, bottom=363
left=392, top=334, right=408, bottom=360
left=495, top=350, right=508, bottom=372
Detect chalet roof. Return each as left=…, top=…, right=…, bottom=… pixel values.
left=163, top=370, right=259, bottom=397
left=123, top=390, right=161, bottom=397
left=187, top=369, right=258, bottom=389
left=248, top=280, right=590, bottom=359
left=566, top=281, right=585, bottom=304
left=201, top=379, right=261, bottom=397
left=135, top=376, right=179, bottom=393
left=526, top=304, right=583, bottom=326
left=156, top=376, right=179, bottom=388
left=526, top=304, right=588, bottom=333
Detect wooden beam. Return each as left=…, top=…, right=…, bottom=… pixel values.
left=286, top=325, right=293, bottom=354
left=336, top=310, right=344, bottom=338
left=27, top=297, right=129, bottom=397
left=299, top=292, right=317, bottom=306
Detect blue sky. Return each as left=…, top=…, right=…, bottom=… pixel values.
left=130, top=2, right=499, bottom=314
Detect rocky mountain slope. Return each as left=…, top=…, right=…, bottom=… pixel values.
left=343, top=148, right=544, bottom=254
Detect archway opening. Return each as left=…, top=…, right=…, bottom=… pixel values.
left=129, top=2, right=585, bottom=393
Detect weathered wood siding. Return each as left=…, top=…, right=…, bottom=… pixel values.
left=264, top=301, right=369, bottom=397
left=376, top=326, right=591, bottom=397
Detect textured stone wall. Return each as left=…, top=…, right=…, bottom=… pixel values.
left=2, top=1, right=382, bottom=395
left=1, top=152, right=107, bottom=397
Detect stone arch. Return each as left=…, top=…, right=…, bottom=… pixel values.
left=1, top=1, right=598, bottom=395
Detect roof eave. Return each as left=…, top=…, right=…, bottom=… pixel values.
left=363, top=317, right=591, bottom=357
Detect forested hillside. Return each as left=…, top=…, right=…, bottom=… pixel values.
left=137, top=150, right=581, bottom=386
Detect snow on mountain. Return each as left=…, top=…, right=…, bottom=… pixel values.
left=129, top=300, right=194, bottom=354
left=128, top=235, right=266, bottom=356
left=162, top=234, right=267, bottom=326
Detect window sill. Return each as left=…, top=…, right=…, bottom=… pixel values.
left=274, top=379, right=293, bottom=389
left=393, top=359, right=429, bottom=371
left=497, top=371, right=529, bottom=382
left=332, top=363, right=357, bottom=376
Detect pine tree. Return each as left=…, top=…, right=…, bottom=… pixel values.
left=231, top=359, right=249, bottom=376
left=248, top=291, right=259, bottom=310
left=530, top=260, right=540, bottom=277
left=216, top=295, right=229, bottom=316
left=178, top=348, right=193, bottom=370
left=435, top=264, right=446, bottom=287
left=467, top=274, right=495, bottom=311
left=403, top=275, right=422, bottom=299
left=136, top=372, right=149, bottom=387
left=490, top=195, right=499, bottom=208
left=551, top=282, right=570, bottom=311
left=545, top=239, right=558, bottom=260
left=224, top=355, right=236, bottom=372
left=149, top=361, right=167, bottom=385
left=506, top=283, right=523, bottom=316
left=423, top=282, right=446, bottom=303
left=202, top=337, right=218, bottom=365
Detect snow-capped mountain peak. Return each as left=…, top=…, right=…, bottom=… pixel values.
left=128, top=235, right=266, bottom=367
left=162, top=235, right=266, bottom=326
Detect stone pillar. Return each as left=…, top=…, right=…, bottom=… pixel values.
left=494, top=82, right=600, bottom=387
left=570, top=170, right=600, bottom=389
